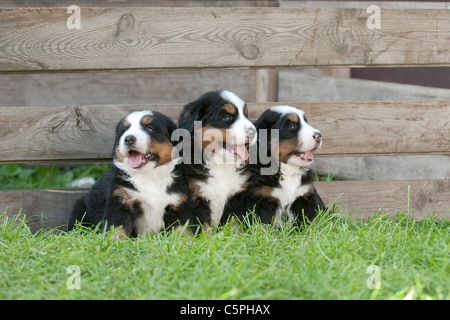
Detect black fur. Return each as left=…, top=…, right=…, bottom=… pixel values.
left=68, top=111, right=195, bottom=236
left=222, top=108, right=326, bottom=228
left=176, top=90, right=254, bottom=228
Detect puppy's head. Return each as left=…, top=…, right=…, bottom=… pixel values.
left=178, top=90, right=257, bottom=162
left=254, top=106, right=322, bottom=167
left=113, top=110, right=176, bottom=171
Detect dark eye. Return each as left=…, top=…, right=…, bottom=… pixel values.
left=146, top=126, right=154, bottom=132
left=223, top=114, right=233, bottom=122
left=288, top=122, right=298, bottom=130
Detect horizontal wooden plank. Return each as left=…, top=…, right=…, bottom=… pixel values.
left=1, top=7, right=450, bottom=72
left=0, top=0, right=279, bottom=8
left=0, top=70, right=259, bottom=107
left=315, top=179, right=450, bottom=221
left=279, top=70, right=450, bottom=102
left=282, top=1, right=450, bottom=10
left=0, top=100, right=449, bottom=163
left=314, top=155, right=450, bottom=181
left=1, top=180, right=448, bottom=232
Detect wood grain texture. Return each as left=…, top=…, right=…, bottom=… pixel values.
left=0, top=70, right=258, bottom=107
left=316, top=179, right=450, bottom=221
left=1, top=180, right=448, bottom=232
left=0, top=0, right=279, bottom=8
left=1, top=7, right=450, bottom=72
left=0, top=100, right=448, bottom=163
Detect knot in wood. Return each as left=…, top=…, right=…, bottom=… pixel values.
left=117, top=14, right=135, bottom=35
left=236, top=42, right=260, bottom=60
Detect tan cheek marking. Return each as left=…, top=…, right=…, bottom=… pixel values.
left=278, top=138, right=300, bottom=163
left=115, top=144, right=124, bottom=163
left=150, top=141, right=174, bottom=166
left=201, top=125, right=226, bottom=150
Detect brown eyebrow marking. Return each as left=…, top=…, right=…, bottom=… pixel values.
left=223, top=103, right=237, bottom=115
left=287, top=112, right=299, bottom=123
left=123, top=119, right=131, bottom=128
left=142, top=115, right=153, bottom=126
left=243, top=105, right=249, bottom=117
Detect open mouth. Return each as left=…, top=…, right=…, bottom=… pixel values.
left=292, top=146, right=318, bottom=162
left=127, top=150, right=157, bottom=168
left=224, top=143, right=250, bottom=161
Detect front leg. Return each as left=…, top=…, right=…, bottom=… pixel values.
left=102, top=188, right=142, bottom=237
left=220, top=188, right=275, bottom=227
left=290, top=187, right=326, bottom=226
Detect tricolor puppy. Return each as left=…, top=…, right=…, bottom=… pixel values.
left=69, top=110, right=190, bottom=237
left=223, top=105, right=325, bottom=227
left=177, top=90, right=257, bottom=227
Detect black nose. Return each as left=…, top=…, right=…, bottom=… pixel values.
left=313, top=132, right=322, bottom=141
left=247, top=127, right=257, bottom=139
left=124, top=135, right=136, bottom=146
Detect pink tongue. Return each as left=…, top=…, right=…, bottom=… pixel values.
left=234, top=145, right=249, bottom=160
left=301, top=151, right=314, bottom=161
left=128, top=152, right=145, bottom=168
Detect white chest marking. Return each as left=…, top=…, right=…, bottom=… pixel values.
left=271, top=164, right=311, bottom=227
left=196, top=163, right=247, bottom=225
left=118, top=162, right=182, bottom=235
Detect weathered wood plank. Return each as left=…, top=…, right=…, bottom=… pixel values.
left=1, top=7, right=450, bottom=72
left=0, top=70, right=258, bottom=107
left=314, top=155, right=450, bottom=181
left=0, top=0, right=279, bottom=8
left=282, top=1, right=450, bottom=10
left=315, top=180, right=450, bottom=221
left=0, top=100, right=448, bottom=163
left=279, top=70, right=450, bottom=102
left=1, top=180, right=448, bottom=232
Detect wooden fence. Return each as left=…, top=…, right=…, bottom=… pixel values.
left=0, top=2, right=449, bottom=231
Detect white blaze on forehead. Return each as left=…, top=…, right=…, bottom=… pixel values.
left=270, top=105, right=305, bottom=119
left=220, top=90, right=256, bottom=146
left=220, top=90, right=245, bottom=111
left=126, top=110, right=154, bottom=126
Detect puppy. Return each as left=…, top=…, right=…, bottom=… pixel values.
left=222, top=105, right=326, bottom=227
left=68, top=110, right=190, bottom=237
left=177, top=90, right=257, bottom=228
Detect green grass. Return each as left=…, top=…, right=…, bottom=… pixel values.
left=0, top=164, right=110, bottom=189
left=1, top=208, right=448, bottom=300
left=0, top=164, right=337, bottom=190
left=1, top=164, right=448, bottom=299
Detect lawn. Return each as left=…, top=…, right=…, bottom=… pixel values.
left=0, top=164, right=448, bottom=300
left=0, top=208, right=448, bottom=300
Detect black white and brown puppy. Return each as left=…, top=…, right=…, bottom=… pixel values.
left=68, top=110, right=191, bottom=237
left=177, top=90, right=257, bottom=228
left=222, top=105, right=326, bottom=227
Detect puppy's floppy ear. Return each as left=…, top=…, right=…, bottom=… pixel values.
left=178, top=103, right=195, bottom=133
left=254, top=109, right=279, bottom=131
left=178, top=101, right=203, bottom=134
left=154, top=111, right=177, bottom=137
left=111, top=116, right=127, bottom=158
left=178, top=91, right=217, bottom=133
left=165, top=116, right=177, bottom=136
